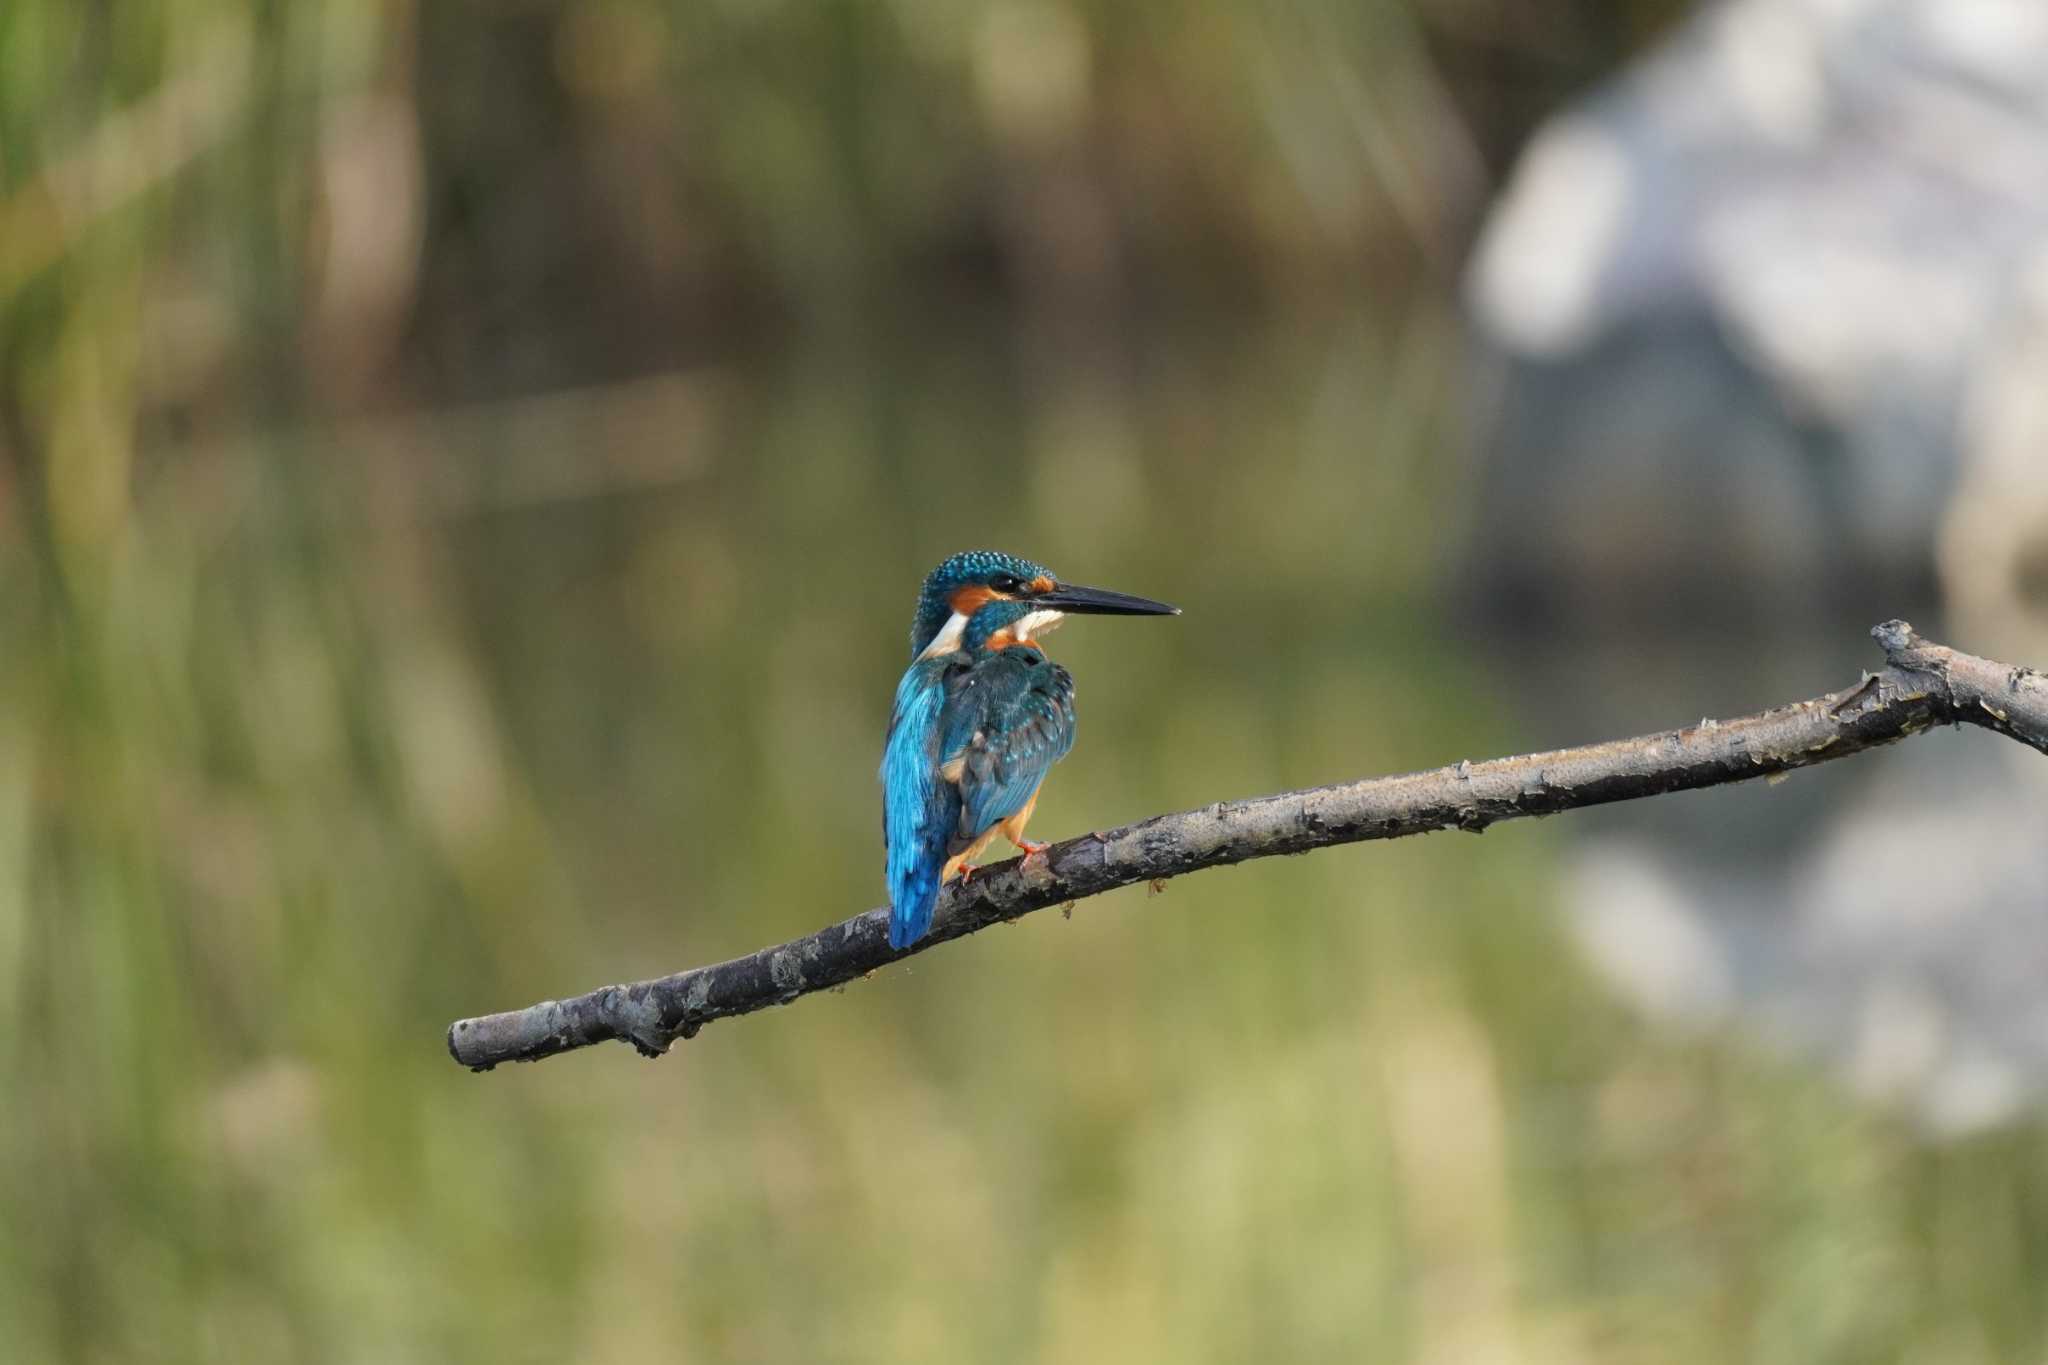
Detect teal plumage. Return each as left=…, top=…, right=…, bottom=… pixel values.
left=881, top=553, right=1177, bottom=949
left=943, top=606, right=1078, bottom=855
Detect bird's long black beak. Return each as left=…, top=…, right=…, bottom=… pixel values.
left=1035, top=583, right=1181, bottom=617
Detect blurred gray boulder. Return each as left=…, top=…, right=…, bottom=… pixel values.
left=1461, top=0, right=2048, bottom=1132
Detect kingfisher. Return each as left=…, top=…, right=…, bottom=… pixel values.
left=881, top=550, right=1179, bottom=949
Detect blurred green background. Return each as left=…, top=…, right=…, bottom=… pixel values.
left=4, top=1, right=2045, bottom=1361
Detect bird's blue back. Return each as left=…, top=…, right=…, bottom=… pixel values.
left=881, top=656, right=963, bottom=948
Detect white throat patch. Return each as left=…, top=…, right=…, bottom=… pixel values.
left=1011, top=609, right=1066, bottom=642
left=916, top=611, right=971, bottom=660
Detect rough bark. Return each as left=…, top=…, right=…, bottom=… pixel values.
left=447, top=621, right=2048, bottom=1071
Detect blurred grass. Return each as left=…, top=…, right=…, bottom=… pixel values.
left=4, top=0, right=2047, bottom=1361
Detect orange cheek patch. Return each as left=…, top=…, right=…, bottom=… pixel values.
left=950, top=585, right=997, bottom=615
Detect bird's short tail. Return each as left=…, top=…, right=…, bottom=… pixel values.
left=887, top=860, right=941, bottom=950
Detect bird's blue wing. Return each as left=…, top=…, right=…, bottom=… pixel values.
left=881, top=658, right=961, bottom=949
left=939, top=647, right=1077, bottom=849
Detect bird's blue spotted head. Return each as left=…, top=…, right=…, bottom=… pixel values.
left=909, top=550, right=1180, bottom=659
left=909, top=551, right=1053, bottom=659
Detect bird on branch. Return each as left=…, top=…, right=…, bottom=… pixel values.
left=881, top=551, right=1179, bottom=948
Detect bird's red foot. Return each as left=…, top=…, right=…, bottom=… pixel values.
left=1016, top=839, right=1051, bottom=859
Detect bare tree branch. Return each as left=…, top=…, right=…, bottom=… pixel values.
left=447, top=620, right=2048, bottom=1071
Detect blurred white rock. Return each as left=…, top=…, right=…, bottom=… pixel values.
left=1462, top=0, right=2048, bottom=1133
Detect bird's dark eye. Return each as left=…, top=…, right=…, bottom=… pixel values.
left=989, top=574, right=1022, bottom=593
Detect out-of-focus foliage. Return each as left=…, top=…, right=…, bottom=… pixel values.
left=3, top=1, right=2044, bottom=1362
